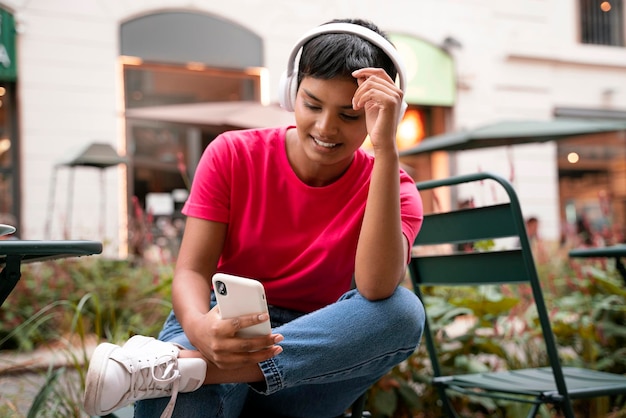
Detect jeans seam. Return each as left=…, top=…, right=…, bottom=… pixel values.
left=295, top=346, right=418, bottom=386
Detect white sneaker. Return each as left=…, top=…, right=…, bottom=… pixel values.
left=83, top=336, right=206, bottom=418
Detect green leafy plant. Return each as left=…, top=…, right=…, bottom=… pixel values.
left=2, top=242, right=626, bottom=417
left=0, top=258, right=173, bottom=350
left=0, top=257, right=174, bottom=417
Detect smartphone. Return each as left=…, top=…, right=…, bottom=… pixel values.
left=212, top=273, right=271, bottom=337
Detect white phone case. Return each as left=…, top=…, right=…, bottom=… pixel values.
left=212, top=273, right=271, bottom=337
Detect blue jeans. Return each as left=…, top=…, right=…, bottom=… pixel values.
left=135, top=286, right=425, bottom=418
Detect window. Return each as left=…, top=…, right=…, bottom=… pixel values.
left=580, top=0, right=625, bottom=46
left=558, top=133, right=626, bottom=246
left=123, top=61, right=261, bottom=109
left=123, top=61, right=262, bottom=205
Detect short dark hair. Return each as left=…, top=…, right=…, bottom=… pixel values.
left=297, top=18, right=398, bottom=86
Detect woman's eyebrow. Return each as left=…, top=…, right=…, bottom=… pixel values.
left=302, top=88, right=320, bottom=102
left=302, top=89, right=354, bottom=110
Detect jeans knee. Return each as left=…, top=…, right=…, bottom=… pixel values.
left=385, top=286, right=425, bottom=347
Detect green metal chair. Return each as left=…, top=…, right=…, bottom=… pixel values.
left=409, top=172, right=626, bottom=418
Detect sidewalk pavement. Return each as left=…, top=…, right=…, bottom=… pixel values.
left=0, top=338, right=97, bottom=375
left=0, top=336, right=98, bottom=417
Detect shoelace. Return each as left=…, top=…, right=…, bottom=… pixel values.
left=128, top=353, right=181, bottom=418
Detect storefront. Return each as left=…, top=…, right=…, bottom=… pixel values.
left=120, top=11, right=266, bottom=256
left=555, top=107, right=626, bottom=246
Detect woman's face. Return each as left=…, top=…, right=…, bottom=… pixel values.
left=292, top=76, right=368, bottom=172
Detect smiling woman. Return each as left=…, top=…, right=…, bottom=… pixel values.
left=84, top=18, right=425, bottom=418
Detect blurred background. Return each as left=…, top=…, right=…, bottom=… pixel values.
left=0, top=0, right=624, bottom=258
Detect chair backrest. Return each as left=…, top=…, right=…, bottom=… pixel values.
left=409, top=172, right=570, bottom=397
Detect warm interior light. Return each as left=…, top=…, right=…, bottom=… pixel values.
left=0, top=87, right=6, bottom=96
left=361, top=108, right=426, bottom=151
left=0, top=138, right=11, bottom=155
left=258, top=67, right=270, bottom=105
left=601, top=1, right=612, bottom=11
left=361, top=134, right=373, bottom=150
left=186, top=61, right=206, bottom=71
left=396, top=109, right=425, bottom=150
left=567, top=152, right=580, bottom=163
left=120, top=55, right=143, bottom=66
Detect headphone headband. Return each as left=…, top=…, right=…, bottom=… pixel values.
left=279, top=22, right=408, bottom=118
left=284, top=22, right=407, bottom=93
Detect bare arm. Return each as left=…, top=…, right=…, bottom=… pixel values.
left=352, top=68, right=408, bottom=300
left=172, top=217, right=225, bottom=328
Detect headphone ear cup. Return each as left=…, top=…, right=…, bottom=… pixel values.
left=288, top=75, right=298, bottom=112
left=278, top=71, right=297, bottom=112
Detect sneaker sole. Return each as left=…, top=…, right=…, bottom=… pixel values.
left=83, top=342, right=121, bottom=416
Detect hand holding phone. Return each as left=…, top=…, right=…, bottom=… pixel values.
left=212, top=273, right=271, bottom=338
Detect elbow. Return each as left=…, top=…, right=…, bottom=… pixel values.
left=355, top=270, right=406, bottom=301
left=358, top=287, right=396, bottom=301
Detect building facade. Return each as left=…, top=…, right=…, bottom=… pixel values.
left=1, top=0, right=624, bottom=255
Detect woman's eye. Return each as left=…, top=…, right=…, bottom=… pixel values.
left=303, top=103, right=359, bottom=121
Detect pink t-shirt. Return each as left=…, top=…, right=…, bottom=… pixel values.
left=183, top=126, right=423, bottom=312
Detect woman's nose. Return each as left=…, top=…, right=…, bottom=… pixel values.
left=316, top=111, right=338, bottom=136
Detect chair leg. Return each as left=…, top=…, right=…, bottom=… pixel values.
left=558, top=399, right=576, bottom=418
left=525, top=403, right=541, bottom=418
left=343, top=392, right=367, bottom=418
left=437, top=386, right=462, bottom=418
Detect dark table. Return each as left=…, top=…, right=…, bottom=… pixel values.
left=568, top=244, right=626, bottom=285
left=0, top=240, right=103, bottom=307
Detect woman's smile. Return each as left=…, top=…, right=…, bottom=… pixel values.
left=311, top=136, right=340, bottom=149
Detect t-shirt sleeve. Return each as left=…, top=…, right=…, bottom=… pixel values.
left=399, top=170, right=423, bottom=260
left=182, top=134, right=232, bottom=223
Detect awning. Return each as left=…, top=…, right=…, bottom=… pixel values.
left=400, top=119, right=626, bottom=156
left=58, top=142, right=127, bottom=168
left=388, top=33, right=456, bottom=107
left=125, top=101, right=295, bottom=129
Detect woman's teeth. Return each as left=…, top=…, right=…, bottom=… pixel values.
left=313, top=137, right=338, bottom=148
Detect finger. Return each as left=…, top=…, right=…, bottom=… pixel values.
left=246, top=344, right=283, bottom=362
left=228, top=333, right=283, bottom=352
left=229, top=312, right=271, bottom=336
left=357, top=76, right=401, bottom=100
left=355, top=88, right=399, bottom=116
left=352, top=77, right=401, bottom=112
left=353, top=68, right=401, bottom=97
left=352, top=67, right=389, bottom=78
left=352, top=68, right=395, bottom=87
left=234, top=312, right=270, bottom=329
left=212, top=340, right=283, bottom=369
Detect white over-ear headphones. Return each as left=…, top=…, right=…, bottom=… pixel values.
left=278, top=22, right=408, bottom=122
